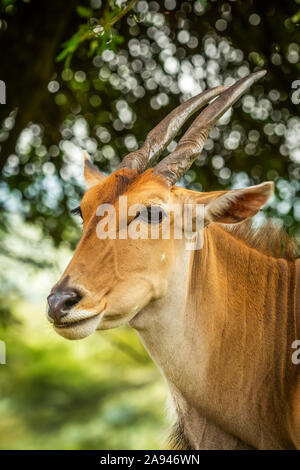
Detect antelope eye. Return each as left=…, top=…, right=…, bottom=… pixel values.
left=137, top=206, right=166, bottom=225
left=71, top=206, right=83, bottom=220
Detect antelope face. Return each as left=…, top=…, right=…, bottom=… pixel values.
left=47, top=169, right=178, bottom=339
left=47, top=70, right=272, bottom=340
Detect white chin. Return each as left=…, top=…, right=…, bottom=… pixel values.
left=54, top=314, right=101, bottom=340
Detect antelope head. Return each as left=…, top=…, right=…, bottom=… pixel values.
left=47, top=71, right=273, bottom=340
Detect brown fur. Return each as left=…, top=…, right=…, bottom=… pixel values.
left=49, top=165, right=300, bottom=449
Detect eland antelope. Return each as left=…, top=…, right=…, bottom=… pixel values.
left=47, top=71, right=300, bottom=450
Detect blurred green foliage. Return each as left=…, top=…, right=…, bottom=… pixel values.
left=0, top=0, right=299, bottom=248
left=56, top=0, right=132, bottom=67
left=0, top=302, right=168, bottom=449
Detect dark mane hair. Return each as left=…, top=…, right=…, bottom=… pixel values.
left=224, top=219, right=300, bottom=260
left=167, top=423, right=192, bottom=450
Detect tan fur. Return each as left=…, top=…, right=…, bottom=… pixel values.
left=49, top=167, right=300, bottom=449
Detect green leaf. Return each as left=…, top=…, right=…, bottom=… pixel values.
left=291, top=9, right=300, bottom=23
left=56, top=32, right=81, bottom=62
left=64, top=53, right=73, bottom=69
left=113, top=35, right=124, bottom=44
left=56, top=48, right=70, bottom=62
left=88, top=40, right=99, bottom=57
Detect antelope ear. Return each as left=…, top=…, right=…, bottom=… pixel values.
left=204, top=182, right=274, bottom=225
left=84, top=152, right=106, bottom=188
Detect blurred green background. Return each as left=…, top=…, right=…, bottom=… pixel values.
left=0, top=0, right=299, bottom=450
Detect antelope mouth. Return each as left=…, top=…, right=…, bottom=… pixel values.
left=54, top=312, right=102, bottom=329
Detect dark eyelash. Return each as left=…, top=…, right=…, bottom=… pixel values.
left=134, top=206, right=166, bottom=224
left=71, top=206, right=82, bottom=218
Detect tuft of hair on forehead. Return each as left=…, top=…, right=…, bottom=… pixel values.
left=94, top=168, right=139, bottom=204
left=224, top=219, right=300, bottom=260
left=128, top=168, right=171, bottom=192
left=82, top=168, right=170, bottom=218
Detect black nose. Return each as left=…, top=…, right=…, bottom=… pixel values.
left=47, top=289, right=81, bottom=323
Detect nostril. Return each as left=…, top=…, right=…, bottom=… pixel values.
left=62, top=293, right=81, bottom=310
left=64, top=297, right=79, bottom=308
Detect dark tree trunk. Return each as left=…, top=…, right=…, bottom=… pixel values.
left=0, top=0, right=77, bottom=172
